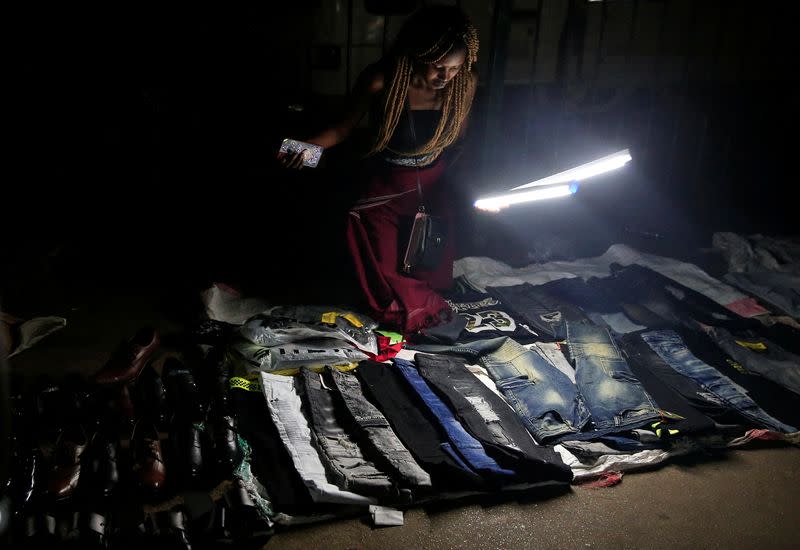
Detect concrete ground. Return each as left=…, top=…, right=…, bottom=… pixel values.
left=5, top=265, right=800, bottom=550
left=271, top=446, right=800, bottom=550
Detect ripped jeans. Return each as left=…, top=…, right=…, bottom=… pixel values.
left=641, top=329, right=797, bottom=433
left=565, top=322, right=661, bottom=439
left=409, top=322, right=660, bottom=442
left=300, top=368, right=397, bottom=498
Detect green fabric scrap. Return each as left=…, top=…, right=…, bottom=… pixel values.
left=233, top=436, right=275, bottom=520
left=376, top=330, right=404, bottom=345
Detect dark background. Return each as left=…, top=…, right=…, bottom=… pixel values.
left=4, top=1, right=798, bottom=312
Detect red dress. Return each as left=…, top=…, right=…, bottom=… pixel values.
left=346, top=155, right=455, bottom=336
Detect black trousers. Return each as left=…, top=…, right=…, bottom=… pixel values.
left=616, top=333, right=748, bottom=427
left=299, top=368, right=395, bottom=498
left=356, top=360, right=483, bottom=491
left=487, top=283, right=589, bottom=341
left=230, top=388, right=314, bottom=514
left=617, top=334, right=716, bottom=434
left=677, top=328, right=800, bottom=428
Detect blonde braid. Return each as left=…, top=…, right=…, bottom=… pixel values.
left=371, top=56, right=412, bottom=153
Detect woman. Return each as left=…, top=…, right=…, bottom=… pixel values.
left=282, top=6, right=479, bottom=335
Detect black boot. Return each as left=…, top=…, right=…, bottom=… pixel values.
left=132, top=364, right=169, bottom=429
left=163, top=359, right=204, bottom=421
left=208, top=409, right=243, bottom=477
left=169, top=418, right=204, bottom=488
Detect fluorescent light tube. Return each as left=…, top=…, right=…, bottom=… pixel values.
left=511, top=149, right=632, bottom=191
left=474, top=183, right=577, bottom=212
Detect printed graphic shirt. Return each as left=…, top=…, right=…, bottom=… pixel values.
left=443, top=285, right=539, bottom=343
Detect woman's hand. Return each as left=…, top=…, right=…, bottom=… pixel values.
left=277, top=149, right=308, bottom=170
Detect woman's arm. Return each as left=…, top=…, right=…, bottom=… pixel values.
left=305, top=64, right=385, bottom=149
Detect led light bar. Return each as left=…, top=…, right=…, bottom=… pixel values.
left=474, top=183, right=578, bottom=212
left=511, top=149, right=632, bottom=191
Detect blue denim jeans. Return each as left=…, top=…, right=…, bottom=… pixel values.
left=393, top=358, right=517, bottom=480
left=411, top=323, right=660, bottom=442
left=409, top=337, right=589, bottom=441
left=641, top=329, right=797, bottom=433
left=565, top=322, right=661, bottom=439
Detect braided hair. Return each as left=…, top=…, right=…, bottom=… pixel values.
left=369, top=6, right=479, bottom=166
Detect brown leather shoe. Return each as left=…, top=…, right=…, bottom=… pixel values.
left=132, top=421, right=166, bottom=493
left=93, top=327, right=160, bottom=386
left=47, top=424, right=88, bottom=500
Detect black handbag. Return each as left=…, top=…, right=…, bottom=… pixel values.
left=400, top=100, right=448, bottom=274
left=402, top=209, right=447, bottom=273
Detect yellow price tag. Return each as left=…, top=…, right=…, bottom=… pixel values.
left=321, top=312, right=338, bottom=324
left=321, top=311, right=364, bottom=328
left=735, top=340, right=767, bottom=351
left=341, top=313, right=363, bottom=328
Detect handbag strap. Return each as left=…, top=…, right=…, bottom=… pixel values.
left=405, top=98, right=426, bottom=213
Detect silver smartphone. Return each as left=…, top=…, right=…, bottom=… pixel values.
left=278, top=138, right=324, bottom=168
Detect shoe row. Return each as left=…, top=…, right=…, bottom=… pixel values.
left=131, top=408, right=244, bottom=495
left=4, top=327, right=250, bottom=548
left=94, top=328, right=230, bottom=428
left=6, top=327, right=243, bottom=504
left=10, top=326, right=162, bottom=440
left=11, top=480, right=271, bottom=549
left=101, top=358, right=206, bottom=431
left=8, top=423, right=122, bottom=507
left=8, top=407, right=243, bottom=510
left=21, top=327, right=229, bottom=432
